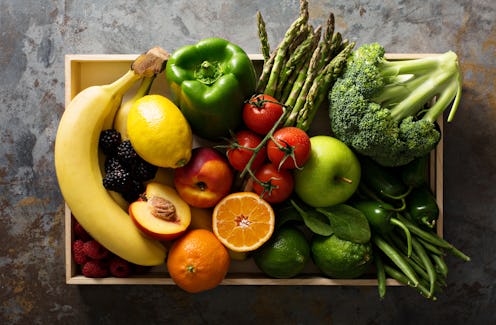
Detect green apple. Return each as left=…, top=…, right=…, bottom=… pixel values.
left=294, top=135, right=361, bottom=207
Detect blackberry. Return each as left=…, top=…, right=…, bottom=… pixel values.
left=103, top=166, right=132, bottom=192
left=99, top=129, right=121, bottom=156
left=130, top=157, right=158, bottom=182
left=104, top=156, right=125, bottom=174
left=121, top=180, right=145, bottom=203
left=116, top=140, right=139, bottom=165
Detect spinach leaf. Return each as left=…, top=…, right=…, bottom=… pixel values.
left=316, top=204, right=371, bottom=244
left=291, top=200, right=333, bottom=236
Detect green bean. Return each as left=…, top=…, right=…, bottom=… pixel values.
left=417, top=237, right=445, bottom=256
left=397, top=214, right=471, bottom=262
left=411, top=236, right=437, bottom=298
left=383, top=264, right=436, bottom=300
left=431, top=254, right=449, bottom=279
left=387, top=232, right=446, bottom=287
left=374, top=252, right=387, bottom=299
left=373, top=235, right=419, bottom=287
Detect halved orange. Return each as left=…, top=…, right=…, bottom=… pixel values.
left=213, top=192, right=275, bottom=252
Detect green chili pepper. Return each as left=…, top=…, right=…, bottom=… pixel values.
left=353, top=200, right=412, bottom=256
left=165, top=37, right=257, bottom=140
left=401, top=154, right=429, bottom=188
left=407, top=185, right=439, bottom=229
left=359, top=156, right=411, bottom=202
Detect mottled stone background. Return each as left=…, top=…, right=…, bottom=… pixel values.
left=0, top=0, right=494, bottom=324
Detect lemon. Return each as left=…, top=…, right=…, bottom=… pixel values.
left=311, top=234, right=373, bottom=279
left=253, top=226, right=310, bottom=278
left=127, top=94, right=192, bottom=168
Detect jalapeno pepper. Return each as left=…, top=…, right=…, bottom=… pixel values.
left=359, top=156, right=411, bottom=201
left=407, top=185, right=439, bottom=229
left=165, top=38, right=257, bottom=140
left=401, top=154, right=429, bottom=188
left=353, top=200, right=412, bottom=257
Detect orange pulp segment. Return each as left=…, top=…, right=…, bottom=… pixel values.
left=213, top=192, right=275, bottom=252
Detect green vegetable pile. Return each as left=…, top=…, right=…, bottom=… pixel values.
left=329, top=43, right=462, bottom=167
left=277, top=154, right=470, bottom=300
left=353, top=155, right=470, bottom=300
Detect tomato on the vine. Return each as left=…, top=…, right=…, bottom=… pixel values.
left=267, top=127, right=311, bottom=170
left=242, top=94, right=284, bottom=135
left=226, top=129, right=267, bottom=172
left=252, top=163, right=294, bottom=204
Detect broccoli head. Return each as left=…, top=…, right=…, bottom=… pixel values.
left=329, top=43, right=462, bottom=167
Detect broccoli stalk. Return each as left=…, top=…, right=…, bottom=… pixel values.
left=329, top=43, right=463, bottom=167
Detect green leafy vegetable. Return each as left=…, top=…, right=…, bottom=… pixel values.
left=316, top=204, right=371, bottom=244
left=290, top=200, right=333, bottom=236
left=329, top=42, right=462, bottom=167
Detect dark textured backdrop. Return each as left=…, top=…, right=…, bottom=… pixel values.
left=1, top=0, right=494, bottom=324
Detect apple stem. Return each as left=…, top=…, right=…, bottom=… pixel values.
left=337, top=176, right=353, bottom=184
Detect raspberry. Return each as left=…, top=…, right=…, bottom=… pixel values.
left=82, top=260, right=109, bottom=278
left=109, top=256, right=132, bottom=277
left=73, top=221, right=92, bottom=241
left=72, top=240, right=88, bottom=265
left=83, top=240, right=110, bottom=260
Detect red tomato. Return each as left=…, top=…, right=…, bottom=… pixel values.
left=267, top=127, right=311, bottom=170
left=226, top=130, right=267, bottom=172
left=242, top=94, right=284, bottom=135
left=252, top=163, right=294, bottom=204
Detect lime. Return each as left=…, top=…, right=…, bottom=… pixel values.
left=253, top=226, right=310, bottom=279
left=311, top=234, right=373, bottom=279
left=127, top=94, right=192, bottom=168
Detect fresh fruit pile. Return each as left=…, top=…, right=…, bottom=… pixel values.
left=55, top=0, right=470, bottom=298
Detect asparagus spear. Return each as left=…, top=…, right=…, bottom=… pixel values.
left=296, top=42, right=355, bottom=130
left=283, top=36, right=322, bottom=126
left=279, top=49, right=311, bottom=103
left=257, top=48, right=277, bottom=93
left=317, top=12, right=335, bottom=71
left=257, top=11, right=271, bottom=62
left=264, top=0, right=309, bottom=96
left=275, top=25, right=320, bottom=99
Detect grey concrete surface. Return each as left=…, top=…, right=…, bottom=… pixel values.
left=1, top=0, right=495, bottom=324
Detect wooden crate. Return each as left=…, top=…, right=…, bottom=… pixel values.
left=64, top=54, right=443, bottom=285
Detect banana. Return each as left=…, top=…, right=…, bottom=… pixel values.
left=113, top=75, right=155, bottom=140
left=55, top=48, right=170, bottom=266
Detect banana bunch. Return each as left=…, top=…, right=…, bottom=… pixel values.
left=55, top=47, right=169, bottom=266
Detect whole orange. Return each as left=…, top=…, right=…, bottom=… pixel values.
left=167, top=229, right=230, bottom=293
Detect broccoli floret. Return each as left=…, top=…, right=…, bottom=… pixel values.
left=329, top=43, right=462, bottom=167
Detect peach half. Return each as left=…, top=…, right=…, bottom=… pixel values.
left=129, top=182, right=191, bottom=241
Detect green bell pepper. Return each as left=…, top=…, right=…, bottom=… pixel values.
left=165, top=38, right=257, bottom=140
